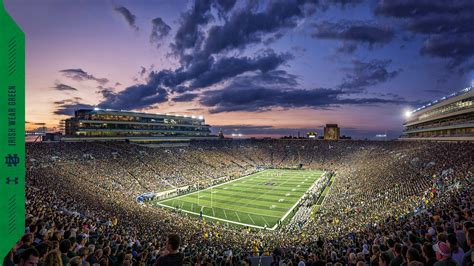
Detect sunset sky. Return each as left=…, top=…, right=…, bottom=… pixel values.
left=5, top=0, right=474, bottom=138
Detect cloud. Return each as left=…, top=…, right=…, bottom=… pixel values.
left=405, top=13, right=474, bottom=35
left=98, top=49, right=291, bottom=109
left=97, top=0, right=373, bottom=112
left=98, top=74, right=168, bottom=110
left=53, top=98, right=94, bottom=116
left=339, top=59, right=401, bottom=91
left=200, top=71, right=407, bottom=113
left=375, top=0, right=474, bottom=18
left=99, top=0, right=319, bottom=111
left=114, top=6, right=139, bottom=31
left=201, top=86, right=407, bottom=113
left=423, top=88, right=445, bottom=94
left=173, top=93, right=199, bottom=102
left=336, top=42, right=357, bottom=53
left=312, top=20, right=394, bottom=49
left=26, top=121, right=46, bottom=126
left=139, top=66, right=147, bottom=77
left=171, top=0, right=215, bottom=61
left=420, top=33, right=474, bottom=65
left=150, top=17, right=171, bottom=47
left=189, top=49, right=293, bottom=89
left=53, top=83, right=77, bottom=91
left=375, top=0, right=474, bottom=69
left=186, top=108, right=205, bottom=112
left=60, top=68, right=109, bottom=85
left=324, top=0, right=364, bottom=5
left=201, top=0, right=317, bottom=58
left=214, top=0, right=237, bottom=15
left=172, top=0, right=318, bottom=69
left=96, top=86, right=115, bottom=99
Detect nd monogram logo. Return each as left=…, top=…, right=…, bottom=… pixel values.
left=4, top=154, right=20, bottom=167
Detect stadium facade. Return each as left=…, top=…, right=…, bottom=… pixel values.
left=64, top=108, right=213, bottom=141
left=402, top=86, right=473, bottom=141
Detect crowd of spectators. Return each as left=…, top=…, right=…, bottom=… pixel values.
left=4, top=140, right=473, bottom=266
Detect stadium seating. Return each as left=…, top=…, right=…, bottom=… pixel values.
left=5, top=140, right=473, bottom=265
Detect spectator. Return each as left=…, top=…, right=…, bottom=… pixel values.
left=59, top=239, right=72, bottom=265
left=18, top=248, right=40, bottom=266
left=390, top=243, right=404, bottom=266
left=462, top=228, right=474, bottom=266
left=44, top=250, right=63, bottom=266
left=423, top=243, right=438, bottom=266
left=155, top=234, right=184, bottom=266
left=434, top=242, right=457, bottom=266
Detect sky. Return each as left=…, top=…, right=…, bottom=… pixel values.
left=5, top=0, right=474, bottom=139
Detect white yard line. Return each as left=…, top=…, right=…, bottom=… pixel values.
left=235, top=211, right=241, bottom=222
left=223, top=209, right=228, bottom=219
left=271, top=171, right=326, bottom=230
left=248, top=214, right=256, bottom=224
left=174, top=198, right=281, bottom=218
left=160, top=171, right=264, bottom=203
left=157, top=170, right=326, bottom=231
left=157, top=202, right=267, bottom=229
left=242, top=171, right=302, bottom=209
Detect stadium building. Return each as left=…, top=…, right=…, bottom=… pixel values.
left=64, top=108, right=213, bottom=141
left=402, top=86, right=473, bottom=141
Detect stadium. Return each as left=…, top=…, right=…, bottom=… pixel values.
left=9, top=122, right=473, bottom=265
left=4, top=0, right=474, bottom=265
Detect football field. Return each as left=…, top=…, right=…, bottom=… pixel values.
left=157, top=169, right=324, bottom=229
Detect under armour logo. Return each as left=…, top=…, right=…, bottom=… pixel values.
left=5, top=154, right=20, bottom=167
left=6, top=177, right=19, bottom=185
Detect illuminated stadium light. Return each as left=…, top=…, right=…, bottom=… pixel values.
left=191, top=115, right=196, bottom=119
left=198, top=115, right=204, bottom=120
left=238, top=133, right=243, bottom=137
left=94, top=107, right=100, bottom=111
left=404, top=110, right=412, bottom=118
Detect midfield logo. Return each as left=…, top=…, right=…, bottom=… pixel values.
left=4, top=154, right=20, bottom=167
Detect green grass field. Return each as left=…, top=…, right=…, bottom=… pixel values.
left=157, top=169, right=324, bottom=229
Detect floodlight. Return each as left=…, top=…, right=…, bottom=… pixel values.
left=404, top=110, right=412, bottom=118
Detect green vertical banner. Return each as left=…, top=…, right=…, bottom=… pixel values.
left=0, top=0, right=25, bottom=258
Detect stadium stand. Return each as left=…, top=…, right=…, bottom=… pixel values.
left=4, top=140, right=474, bottom=266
